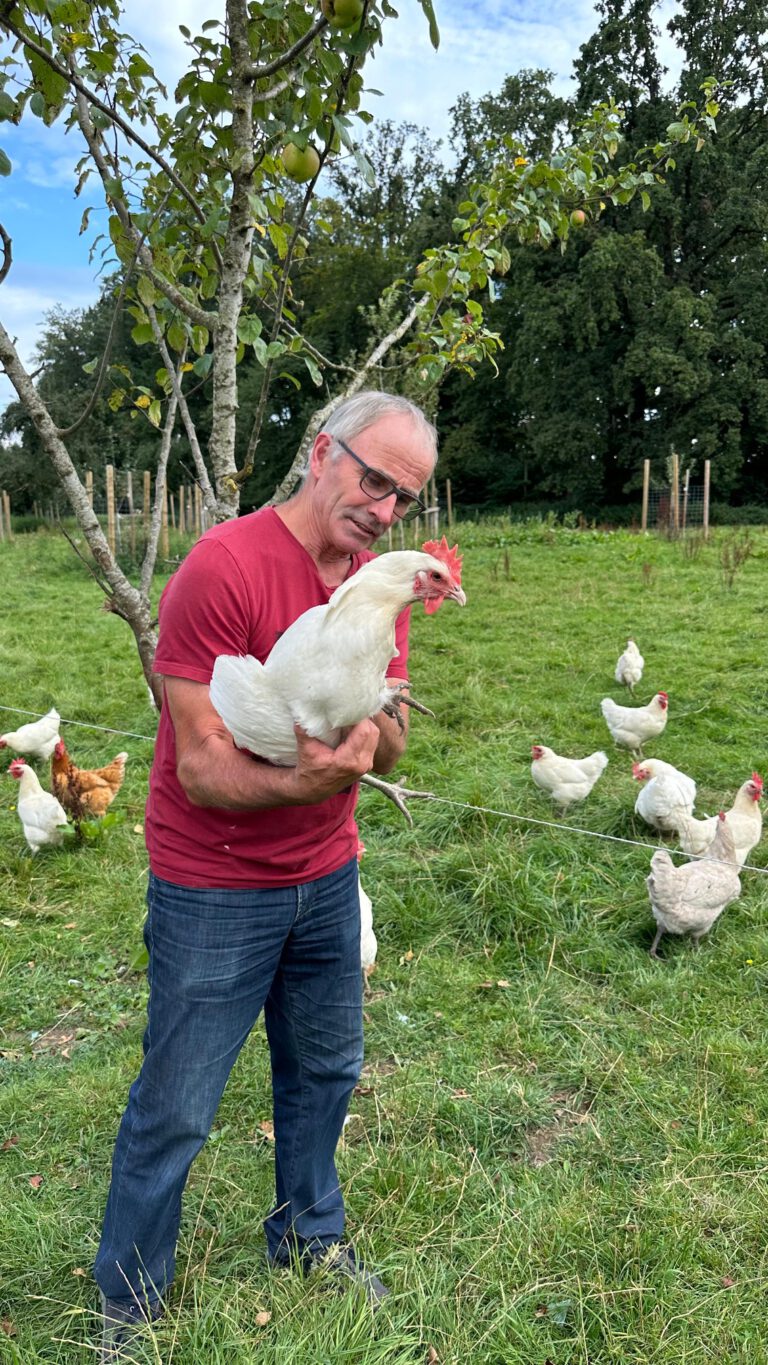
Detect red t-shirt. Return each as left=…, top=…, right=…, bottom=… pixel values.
left=146, top=507, right=410, bottom=888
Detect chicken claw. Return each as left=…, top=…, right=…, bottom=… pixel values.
left=382, top=682, right=435, bottom=731
left=360, top=774, right=436, bottom=825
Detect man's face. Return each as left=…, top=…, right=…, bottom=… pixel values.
left=310, top=412, right=435, bottom=553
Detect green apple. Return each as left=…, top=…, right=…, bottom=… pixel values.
left=322, top=0, right=364, bottom=28
left=281, top=142, right=321, bottom=183
left=570, top=209, right=586, bottom=227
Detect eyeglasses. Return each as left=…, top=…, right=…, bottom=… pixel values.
left=334, top=437, right=426, bottom=523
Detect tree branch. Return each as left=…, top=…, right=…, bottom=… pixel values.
left=266, top=299, right=422, bottom=505
left=3, top=15, right=211, bottom=238
left=0, top=220, right=11, bottom=288
left=248, top=15, right=328, bottom=80
left=146, top=304, right=217, bottom=520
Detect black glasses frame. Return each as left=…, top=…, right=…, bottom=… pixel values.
left=334, top=437, right=426, bottom=522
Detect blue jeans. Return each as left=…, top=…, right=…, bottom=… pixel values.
left=94, top=859, right=364, bottom=1305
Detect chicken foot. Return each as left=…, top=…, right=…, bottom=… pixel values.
left=360, top=773, right=437, bottom=825
left=649, top=926, right=664, bottom=958
left=381, top=683, right=436, bottom=733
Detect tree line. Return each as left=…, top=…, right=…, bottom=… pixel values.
left=2, top=0, right=764, bottom=531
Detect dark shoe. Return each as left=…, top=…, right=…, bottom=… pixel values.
left=307, top=1243, right=390, bottom=1307
left=99, top=1291, right=164, bottom=1362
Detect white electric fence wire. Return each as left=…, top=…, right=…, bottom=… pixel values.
left=1, top=705, right=766, bottom=876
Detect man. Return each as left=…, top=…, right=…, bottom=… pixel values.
left=94, top=391, right=437, bottom=1358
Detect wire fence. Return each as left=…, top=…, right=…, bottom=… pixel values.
left=1, top=702, right=766, bottom=877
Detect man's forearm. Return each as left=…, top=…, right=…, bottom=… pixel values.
left=177, top=732, right=308, bottom=809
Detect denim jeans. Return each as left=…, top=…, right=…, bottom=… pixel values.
left=94, top=858, right=364, bottom=1305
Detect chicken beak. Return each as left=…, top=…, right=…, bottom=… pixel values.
left=446, top=584, right=467, bottom=606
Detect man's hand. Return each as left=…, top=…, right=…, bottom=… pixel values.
left=290, top=719, right=380, bottom=804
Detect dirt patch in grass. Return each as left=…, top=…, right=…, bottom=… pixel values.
left=525, top=1088, right=595, bottom=1167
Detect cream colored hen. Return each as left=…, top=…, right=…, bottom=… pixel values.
left=674, top=773, right=763, bottom=866
left=646, top=813, right=741, bottom=958
left=600, top=692, right=668, bottom=757
left=614, top=638, right=644, bottom=694
left=633, top=758, right=696, bottom=834
left=530, top=745, right=608, bottom=814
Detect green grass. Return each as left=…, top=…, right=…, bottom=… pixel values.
left=1, top=521, right=768, bottom=1363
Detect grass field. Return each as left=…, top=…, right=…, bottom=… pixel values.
left=1, top=521, right=767, bottom=1364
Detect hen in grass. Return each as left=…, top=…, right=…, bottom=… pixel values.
left=646, top=812, right=741, bottom=958
left=600, top=691, right=668, bottom=758
left=530, top=745, right=608, bottom=815
left=614, top=638, right=644, bottom=694
left=674, top=773, right=763, bottom=866
left=9, top=757, right=69, bottom=852
left=0, top=707, right=61, bottom=763
left=51, top=740, right=128, bottom=823
left=633, top=758, right=696, bottom=834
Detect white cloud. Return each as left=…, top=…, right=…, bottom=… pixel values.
left=0, top=268, right=99, bottom=415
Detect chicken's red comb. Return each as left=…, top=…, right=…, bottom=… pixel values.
left=657, top=691, right=668, bottom=699
left=752, top=772, right=763, bottom=789
left=421, top=535, right=463, bottom=584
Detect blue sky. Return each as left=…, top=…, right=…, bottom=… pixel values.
left=0, top=0, right=683, bottom=412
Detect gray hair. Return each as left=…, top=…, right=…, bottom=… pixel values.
left=322, top=391, right=438, bottom=466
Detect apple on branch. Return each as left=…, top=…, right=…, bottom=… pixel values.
left=281, top=142, right=321, bottom=183
left=321, top=0, right=364, bottom=28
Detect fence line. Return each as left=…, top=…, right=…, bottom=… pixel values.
left=1, top=703, right=766, bottom=876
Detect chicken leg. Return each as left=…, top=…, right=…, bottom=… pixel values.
left=360, top=773, right=437, bottom=825
left=381, top=682, right=435, bottom=733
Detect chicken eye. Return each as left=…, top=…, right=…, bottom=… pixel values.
left=429, top=570, right=442, bottom=582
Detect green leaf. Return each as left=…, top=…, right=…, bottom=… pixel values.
left=0, top=147, right=10, bottom=176
left=417, top=0, right=440, bottom=48
left=304, top=354, right=323, bottom=387
left=167, top=321, right=187, bottom=352
left=237, top=315, right=263, bottom=346
left=147, top=399, right=162, bottom=428
left=131, top=322, right=154, bottom=345
left=191, top=325, right=209, bottom=355
left=137, top=276, right=156, bottom=307
left=192, top=352, right=213, bottom=378
left=0, top=91, right=16, bottom=121
left=641, top=191, right=651, bottom=212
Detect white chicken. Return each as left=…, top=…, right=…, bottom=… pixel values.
left=646, top=812, right=741, bottom=958
left=600, top=692, right=668, bottom=757
left=633, top=758, right=696, bottom=833
left=614, top=638, right=644, bottom=694
left=674, top=773, right=763, bottom=867
left=209, top=542, right=465, bottom=773
left=0, top=707, right=61, bottom=763
left=9, top=757, right=69, bottom=853
left=530, top=745, right=608, bottom=814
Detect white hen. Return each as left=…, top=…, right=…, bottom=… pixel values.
left=633, top=758, right=696, bottom=833
left=646, top=813, right=741, bottom=957
left=530, top=745, right=608, bottom=813
left=9, top=757, right=69, bottom=853
left=614, top=638, right=644, bottom=694
left=0, top=707, right=61, bottom=763
left=600, top=692, right=668, bottom=757
left=209, top=544, right=465, bottom=766
left=675, top=773, right=763, bottom=866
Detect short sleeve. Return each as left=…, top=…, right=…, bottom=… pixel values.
left=153, top=539, right=254, bottom=685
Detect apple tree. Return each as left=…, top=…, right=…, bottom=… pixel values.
left=0, top=0, right=718, bottom=696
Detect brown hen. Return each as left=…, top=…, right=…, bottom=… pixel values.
left=51, top=740, right=128, bottom=822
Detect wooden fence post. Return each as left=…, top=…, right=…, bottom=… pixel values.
left=2, top=490, right=12, bottom=540
left=105, top=464, right=116, bottom=554
left=194, top=484, right=202, bottom=538
left=445, top=478, right=453, bottom=528
left=86, top=469, right=94, bottom=508
left=703, top=460, right=711, bottom=541
left=670, top=450, right=679, bottom=534
left=126, top=470, right=136, bottom=559
left=641, top=460, right=650, bottom=532
left=0, top=493, right=5, bottom=541
left=178, top=484, right=186, bottom=534
left=681, top=466, right=691, bottom=533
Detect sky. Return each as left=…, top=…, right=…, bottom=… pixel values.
left=0, top=0, right=684, bottom=413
